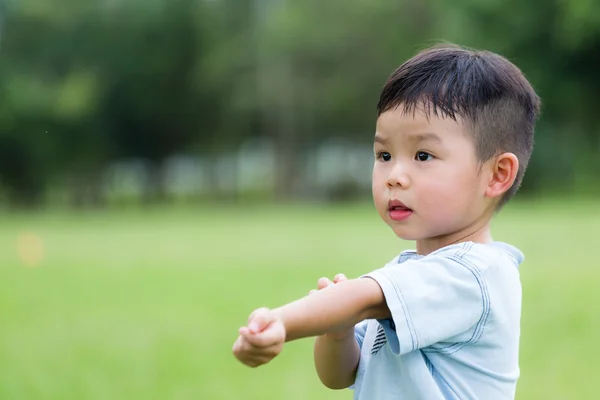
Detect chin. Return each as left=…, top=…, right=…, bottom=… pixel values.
left=390, top=227, right=420, bottom=241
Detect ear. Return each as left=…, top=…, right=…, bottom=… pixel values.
left=485, top=152, right=519, bottom=199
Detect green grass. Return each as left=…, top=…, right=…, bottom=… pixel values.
left=0, top=199, right=597, bottom=399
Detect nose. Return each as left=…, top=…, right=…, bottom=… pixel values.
left=385, top=162, right=410, bottom=188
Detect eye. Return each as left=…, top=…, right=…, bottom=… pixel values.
left=377, top=152, right=392, bottom=162
left=415, top=151, right=433, bottom=162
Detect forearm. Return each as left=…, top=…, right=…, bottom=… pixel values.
left=273, top=278, right=389, bottom=342
left=314, top=333, right=360, bottom=389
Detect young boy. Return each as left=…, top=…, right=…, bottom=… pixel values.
left=232, top=44, right=541, bottom=399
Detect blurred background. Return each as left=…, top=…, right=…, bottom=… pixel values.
left=0, top=0, right=598, bottom=399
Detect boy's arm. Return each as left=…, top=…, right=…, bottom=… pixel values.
left=311, top=273, right=362, bottom=389
left=273, top=278, right=389, bottom=341
left=233, top=278, right=389, bottom=368
left=235, top=253, right=489, bottom=369
left=313, top=331, right=360, bottom=389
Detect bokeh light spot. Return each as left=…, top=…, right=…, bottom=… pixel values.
left=16, top=232, right=44, bottom=267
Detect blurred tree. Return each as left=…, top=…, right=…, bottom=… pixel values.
left=247, top=0, right=435, bottom=198
left=0, top=0, right=599, bottom=206
left=99, top=0, right=202, bottom=203
left=193, top=0, right=259, bottom=200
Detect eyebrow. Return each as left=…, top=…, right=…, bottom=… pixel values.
left=374, top=132, right=442, bottom=144
left=373, top=135, right=388, bottom=144
left=412, top=132, right=442, bottom=143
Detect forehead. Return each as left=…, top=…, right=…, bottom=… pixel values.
left=375, top=107, right=471, bottom=143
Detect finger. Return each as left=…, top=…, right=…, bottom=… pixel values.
left=232, top=336, right=242, bottom=354
left=232, top=336, right=248, bottom=361
left=234, top=334, right=282, bottom=368
left=334, top=273, right=348, bottom=283
left=252, top=354, right=276, bottom=367
left=247, top=307, right=267, bottom=325
left=240, top=326, right=283, bottom=348
left=239, top=326, right=251, bottom=336
left=233, top=336, right=264, bottom=365
left=247, top=308, right=274, bottom=333
left=234, top=335, right=256, bottom=354
left=317, top=277, right=334, bottom=290
left=243, top=343, right=282, bottom=366
left=258, top=343, right=282, bottom=359
left=239, top=327, right=271, bottom=348
left=240, top=341, right=281, bottom=359
left=308, top=289, right=317, bottom=295
left=246, top=357, right=272, bottom=368
left=240, top=353, right=261, bottom=368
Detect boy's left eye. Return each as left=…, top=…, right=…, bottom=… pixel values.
left=415, top=151, right=433, bottom=161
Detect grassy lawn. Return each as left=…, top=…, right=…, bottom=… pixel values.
left=0, top=199, right=597, bottom=399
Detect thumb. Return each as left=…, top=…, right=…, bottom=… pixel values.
left=248, top=307, right=274, bottom=334
left=317, top=277, right=334, bottom=290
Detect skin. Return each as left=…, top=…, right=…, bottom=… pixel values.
left=232, top=106, right=519, bottom=389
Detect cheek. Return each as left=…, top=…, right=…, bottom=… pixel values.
left=371, top=175, right=383, bottom=200
left=371, top=166, right=385, bottom=189
left=419, top=169, right=478, bottom=211
left=371, top=168, right=388, bottom=211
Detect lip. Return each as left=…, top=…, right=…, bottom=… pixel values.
left=388, top=199, right=410, bottom=211
left=388, top=199, right=413, bottom=221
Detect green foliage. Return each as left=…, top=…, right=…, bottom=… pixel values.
left=0, top=0, right=598, bottom=205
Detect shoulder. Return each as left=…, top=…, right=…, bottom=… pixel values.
left=377, top=241, right=523, bottom=296
left=427, top=241, right=524, bottom=274
left=374, top=241, right=523, bottom=296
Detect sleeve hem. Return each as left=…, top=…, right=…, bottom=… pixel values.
left=364, top=271, right=418, bottom=355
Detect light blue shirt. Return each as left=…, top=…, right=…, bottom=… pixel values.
left=351, top=241, right=523, bottom=400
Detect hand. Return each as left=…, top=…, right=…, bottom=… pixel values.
left=309, top=274, right=354, bottom=340
left=232, top=307, right=286, bottom=368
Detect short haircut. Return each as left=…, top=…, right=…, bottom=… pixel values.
left=377, top=44, right=541, bottom=206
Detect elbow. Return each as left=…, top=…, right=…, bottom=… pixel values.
left=323, top=383, right=350, bottom=391
left=315, top=363, right=357, bottom=391
left=318, top=375, right=355, bottom=390
left=314, top=356, right=358, bottom=390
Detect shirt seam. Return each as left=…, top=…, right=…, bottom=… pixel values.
left=380, top=270, right=419, bottom=352
left=422, top=255, right=490, bottom=355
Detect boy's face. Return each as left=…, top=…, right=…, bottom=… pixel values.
left=372, top=107, right=493, bottom=247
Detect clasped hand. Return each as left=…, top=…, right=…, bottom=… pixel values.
left=233, top=274, right=350, bottom=367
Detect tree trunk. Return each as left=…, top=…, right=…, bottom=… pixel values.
left=272, top=58, right=297, bottom=201
left=255, top=0, right=297, bottom=201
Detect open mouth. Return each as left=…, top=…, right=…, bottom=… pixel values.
left=388, top=199, right=412, bottom=212
left=388, top=200, right=413, bottom=221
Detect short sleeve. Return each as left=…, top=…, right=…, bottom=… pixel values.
left=354, top=320, right=368, bottom=349
left=364, top=254, right=488, bottom=355
left=349, top=320, right=369, bottom=390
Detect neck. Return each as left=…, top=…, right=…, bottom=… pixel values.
left=415, top=219, right=493, bottom=255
